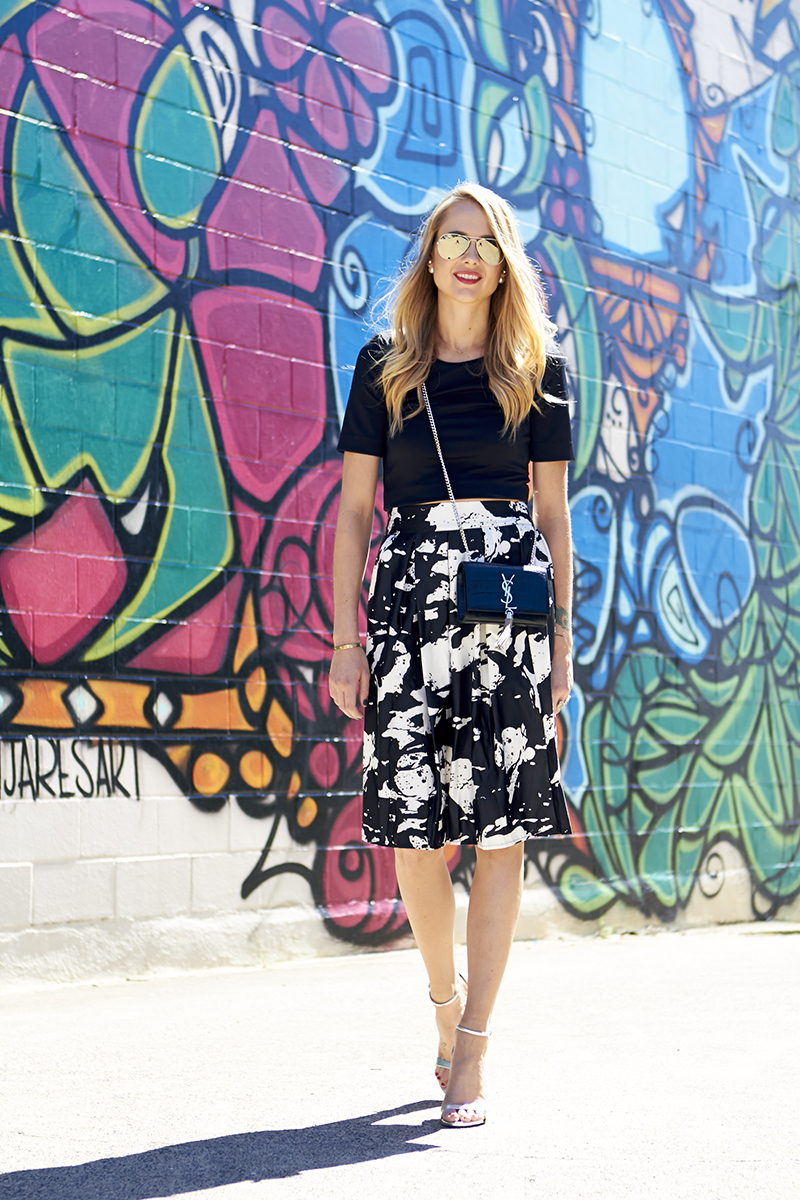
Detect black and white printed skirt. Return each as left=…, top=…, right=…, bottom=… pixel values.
left=362, top=500, right=571, bottom=849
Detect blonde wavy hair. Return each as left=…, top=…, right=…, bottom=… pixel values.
left=378, top=183, right=559, bottom=436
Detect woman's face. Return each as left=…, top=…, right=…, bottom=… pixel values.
left=430, top=199, right=504, bottom=306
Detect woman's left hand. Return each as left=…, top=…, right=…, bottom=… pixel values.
left=551, top=636, right=573, bottom=716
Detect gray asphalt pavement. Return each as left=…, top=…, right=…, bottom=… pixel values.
left=1, top=926, right=799, bottom=1200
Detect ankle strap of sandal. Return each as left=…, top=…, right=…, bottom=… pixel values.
left=428, top=973, right=466, bottom=1007
left=456, top=1023, right=491, bottom=1037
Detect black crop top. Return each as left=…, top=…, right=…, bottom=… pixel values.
left=337, top=335, right=574, bottom=508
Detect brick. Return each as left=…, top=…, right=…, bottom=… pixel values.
left=0, top=800, right=81, bottom=863
left=116, top=856, right=190, bottom=919
left=191, top=848, right=314, bottom=914
left=34, top=859, right=115, bottom=924
left=0, top=862, right=32, bottom=928
left=157, top=796, right=229, bottom=855
left=81, top=797, right=158, bottom=859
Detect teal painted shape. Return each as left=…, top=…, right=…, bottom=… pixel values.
left=0, top=235, right=51, bottom=331
left=86, top=335, right=233, bottom=659
left=135, top=47, right=220, bottom=227
left=12, top=87, right=160, bottom=323
left=5, top=310, right=172, bottom=493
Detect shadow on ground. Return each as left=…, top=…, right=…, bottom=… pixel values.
left=0, top=1101, right=442, bottom=1199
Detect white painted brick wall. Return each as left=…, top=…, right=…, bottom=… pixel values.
left=0, top=800, right=80, bottom=863
left=34, top=859, right=115, bottom=924
left=116, top=856, right=191, bottom=919
left=0, top=862, right=32, bottom=928
left=191, top=848, right=315, bottom=914
left=157, top=796, right=230, bottom=855
left=81, top=798, right=159, bottom=859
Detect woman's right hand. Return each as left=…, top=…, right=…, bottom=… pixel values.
left=328, top=646, right=370, bottom=719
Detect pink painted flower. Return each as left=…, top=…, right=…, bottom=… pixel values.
left=259, top=0, right=394, bottom=158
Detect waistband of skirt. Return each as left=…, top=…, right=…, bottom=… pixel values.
left=388, top=499, right=531, bottom=533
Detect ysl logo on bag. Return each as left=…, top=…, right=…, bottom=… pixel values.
left=500, top=573, right=516, bottom=622
left=496, top=574, right=517, bottom=651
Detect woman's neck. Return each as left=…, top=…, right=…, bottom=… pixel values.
left=435, top=296, right=490, bottom=362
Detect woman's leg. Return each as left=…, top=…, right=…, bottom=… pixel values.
left=443, top=842, right=525, bottom=1117
left=394, top=848, right=464, bottom=1086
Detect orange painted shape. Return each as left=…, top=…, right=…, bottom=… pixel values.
left=193, top=752, right=230, bottom=795
left=12, top=679, right=69, bottom=728
left=297, top=796, right=318, bottom=827
left=287, top=771, right=301, bottom=798
left=245, top=666, right=267, bottom=711
left=174, top=688, right=253, bottom=731
left=267, top=698, right=293, bottom=757
left=240, top=749, right=273, bottom=789
left=166, top=744, right=192, bottom=773
left=91, top=679, right=151, bottom=728
left=444, top=844, right=460, bottom=865
left=233, top=594, right=259, bottom=673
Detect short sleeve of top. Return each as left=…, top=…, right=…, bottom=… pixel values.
left=337, top=335, right=574, bottom=508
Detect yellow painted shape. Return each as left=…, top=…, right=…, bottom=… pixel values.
left=239, top=750, right=273, bottom=789
left=267, top=699, right=293, bottom=757
left=234, top=594, right=259, bottom=672
left=193, top=752, right=230, bottom=795
left=166, top=744, right=192, bottom=773
left=90, top=679, right=152, bottom=728
left=12, top=679, right=69, bottom=728
left=174, top=688, right=252, bottom=732
left=296, top=796, right=318, bottom=828
left=245, top=666, right=267, bottom=711
left=287, top=771, right=301, bottom=798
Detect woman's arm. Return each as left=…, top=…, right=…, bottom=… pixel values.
left=532, top=460, right=573, bottom=712
left=329, top=451, right=380, bottom=719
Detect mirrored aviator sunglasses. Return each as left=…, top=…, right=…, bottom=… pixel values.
left=436, top=232, right=503, bottom=267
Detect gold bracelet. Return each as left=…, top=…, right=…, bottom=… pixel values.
left=333, top=642, right=362, bottom=652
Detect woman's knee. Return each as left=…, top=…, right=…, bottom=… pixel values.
left=394, top=846, right=446, bottom=876
left=473, top=843, right=524, bottom=874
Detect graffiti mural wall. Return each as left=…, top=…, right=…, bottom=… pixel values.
left=0, top=0, right=799, bottom=956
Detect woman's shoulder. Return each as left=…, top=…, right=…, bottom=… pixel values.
left=358, top=331, right=393, bottom=365
left=539, top=354, right=569, bottom=405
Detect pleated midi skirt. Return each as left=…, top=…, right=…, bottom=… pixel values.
left=361, top=500, right=571, bottom=849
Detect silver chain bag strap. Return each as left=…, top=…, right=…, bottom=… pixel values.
left=422, top=381, right=553, bottom=651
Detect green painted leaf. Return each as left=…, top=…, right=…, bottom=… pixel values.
left=679, top=756, right=723, bottom=832
left=690, top=287, right=758, bottom=366
left=645, top=701, right=707, bottom=743
left=639, top=810, right=677, bottom=907
left=474, top=0, right=510, bottom=71
left=558, top=863, right=617, bottom=916
left=638, top=748, right=694, bottom=804
left=542, top=233, right=603, bottom=479
left=703, top=665, right=763, bottom=767
left=772, top=70, right=800, bottom=157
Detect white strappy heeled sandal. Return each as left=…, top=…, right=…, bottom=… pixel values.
left=440, top=1023, right=491, bottom=1128
left=429, top=974, right=467, bottom=1092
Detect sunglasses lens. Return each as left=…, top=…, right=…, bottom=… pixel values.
left=437, top=233, right=469, bottom=259
left=477, top=238, right=502, bottom=266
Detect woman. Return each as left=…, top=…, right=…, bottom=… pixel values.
left=329, top=183, right=573, bottom=1128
